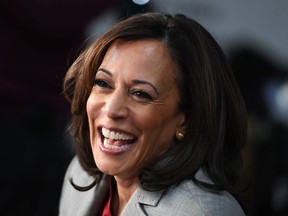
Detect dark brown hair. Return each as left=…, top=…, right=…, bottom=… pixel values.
left=63, top=12, right=247, bottom=193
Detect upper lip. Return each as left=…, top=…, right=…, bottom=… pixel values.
left=99, top=126, right=136, bottom=140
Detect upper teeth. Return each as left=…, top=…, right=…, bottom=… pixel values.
left=102, top=128, right=134, bottom=140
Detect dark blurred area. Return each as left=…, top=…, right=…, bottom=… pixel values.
left=229, top=46, right=288, bottom=216
left=0, top=0, right=153, bottom=215
left=1, top=0, right=288, bottom=215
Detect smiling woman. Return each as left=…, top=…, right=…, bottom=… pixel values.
left=87, top=39, right=184, bottom=184
left=59, top=12, right=247, bottom=216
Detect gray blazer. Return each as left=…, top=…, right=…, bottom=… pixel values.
left=59, top=157, right=245, bottom=216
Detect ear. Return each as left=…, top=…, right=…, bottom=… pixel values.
left=176, top=112, right=186, bottom=134
left=175, top=114, right=186, bottom=140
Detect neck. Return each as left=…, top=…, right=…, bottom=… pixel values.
left=112, top=176, right=139, bottom=215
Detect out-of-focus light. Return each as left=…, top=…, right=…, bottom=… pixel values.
left=132, top=0, right=150, bottom=5
left=263, top=81, right=288, bottom=126
left=276, top=82, right=288, bottom=112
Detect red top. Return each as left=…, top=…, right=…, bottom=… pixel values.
left=101, top=182, right=113, bottom=216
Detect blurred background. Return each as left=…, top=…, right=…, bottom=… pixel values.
left=0, top=0, right=287, bottom=215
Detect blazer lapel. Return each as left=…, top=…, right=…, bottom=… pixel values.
left=122, top=186, right=165, bottom=215
left=87, top=174, right=111, bottom=216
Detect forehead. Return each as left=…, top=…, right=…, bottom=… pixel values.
left=100, top=39, right=178, bottom=78
left=105, top=39, right=166, bottom=59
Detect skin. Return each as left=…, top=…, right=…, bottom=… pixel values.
left=86, top=39, right=185, bottom=215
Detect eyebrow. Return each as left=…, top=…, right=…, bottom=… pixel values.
left=97, top=67, right=159, bottom=95
left=132, top=80, right=159, bottom=95
left=97, top=68, right=112, bottom=76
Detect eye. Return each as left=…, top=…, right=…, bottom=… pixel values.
left=94, top=79, right=111, bottom=89
left=130, top=90, right=153, bottom=101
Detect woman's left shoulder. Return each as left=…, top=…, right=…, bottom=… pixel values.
left=167, top=171, right=246, bottom=216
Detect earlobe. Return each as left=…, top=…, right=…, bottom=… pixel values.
left=175, top=113, right=186, bottom=140
left=175, top=130, right=185, bottom=140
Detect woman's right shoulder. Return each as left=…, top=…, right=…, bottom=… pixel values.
left=58, top=156, right=97, bottom=216
left=63, top=156, right=97, bottom=186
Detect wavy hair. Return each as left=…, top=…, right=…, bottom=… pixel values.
left=63, top=12, right=247, bottom=193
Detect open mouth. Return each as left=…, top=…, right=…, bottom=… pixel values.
left=100, top=127, right=136, bottom=152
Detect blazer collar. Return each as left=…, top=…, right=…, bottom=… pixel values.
left=134, top=186, right=165, bottom=206
left=121, top=185, right=166, bottom=215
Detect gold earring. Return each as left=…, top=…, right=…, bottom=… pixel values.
left=176, top=132, right=184, bottom=140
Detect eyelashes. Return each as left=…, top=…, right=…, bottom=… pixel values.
left=130, top=90, right=153, bottom=100
left=93, top=79, right=154, bottom=101
left=94, top=79, right=111, bottom=89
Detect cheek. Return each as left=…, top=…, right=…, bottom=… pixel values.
left=140, top=110, right=181, bottom=151
left=86, top=94, right=103, bottom=136
left=86, top=95, right=94, bottom=115
left=86, top=96, right=96, bottom=140
left=136, top=106, right=175, bottom=133
left=86, top=96, right=95, bottom=124
left=86, top=93, right=103, bottom=119
left=135, top=109, right=174, bottom=151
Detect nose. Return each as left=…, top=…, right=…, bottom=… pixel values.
left=102, top=89, right=129, bottom=120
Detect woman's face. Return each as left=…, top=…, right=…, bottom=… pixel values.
left=86, top=39, right=185, bottom=180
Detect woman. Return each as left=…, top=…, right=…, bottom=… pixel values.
left=59, top=12, right=247, bottom=215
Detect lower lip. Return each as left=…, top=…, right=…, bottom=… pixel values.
left=99, top=139, right=134, bottom=155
